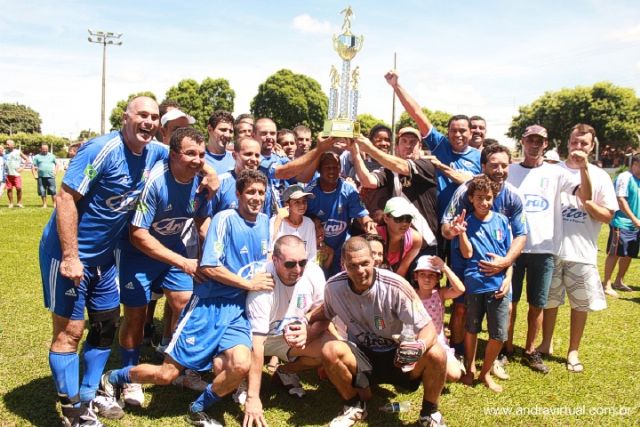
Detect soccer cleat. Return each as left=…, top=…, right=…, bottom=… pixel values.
left=89, top=395, right=124, bottom=420
left=185, top=408, right=223, bottom=427
left=232, top=379, right=247, bottom=405
left=523, top=351, right=550, bottom=374
left=122, top=383, right=144, bottom=407
left=61, top=405, right=104, bottom=427
left=329, top=401, right=367, bottom=427
left=273, top=368, right=305, bottom=398
left=491, top=360, right=510, bottom=380
left=419, top=411, right=447, bottom=427
left=173, top=369, right=208, bottom=392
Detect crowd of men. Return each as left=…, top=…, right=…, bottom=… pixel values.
left=35, top=71, right=638, bottom=427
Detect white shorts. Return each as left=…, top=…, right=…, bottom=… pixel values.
left=546, top=259, right=607, bottom=312
left=263, top=335, right=292, bottom=362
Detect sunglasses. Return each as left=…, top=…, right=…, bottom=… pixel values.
left=282, top=259, right=308, bottom=269
left=392, top=215, right=413, bottom=224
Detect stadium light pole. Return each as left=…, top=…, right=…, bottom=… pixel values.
left=88, top=30, right=123, bottom=134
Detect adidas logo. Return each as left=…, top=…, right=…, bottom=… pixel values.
left=124, top=282, right=135, bottom=290
left=65, top=288, right=77, bottom=297
left=164, top=203, right=173, bottom=211
left=317, top=210, right=325, bottom=217
left=240, top=246, right=249, bottom=254
left=185, top=337, right=195, bottom=345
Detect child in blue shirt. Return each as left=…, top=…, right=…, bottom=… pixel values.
left=454, top=175, right=512, bottom=393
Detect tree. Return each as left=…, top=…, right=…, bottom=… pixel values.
left=251, top=69, right=328, bottom=134
left=77, top=129, right=99, bottom=141
left=396, top=108, right=451, bottom=135
left=164, top=77, right=235, bottom=135
left=0, top=132, right=68, bottom=155
left=508, top=82, right=640, bottom=154
left=0, top=103, right=42, bottom=134
left=357, top=113, right=389, bottom=138
left=109, top=91, right=157, bottom=131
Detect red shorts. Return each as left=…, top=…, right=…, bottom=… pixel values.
left=5, top=175, right=22, bottom=190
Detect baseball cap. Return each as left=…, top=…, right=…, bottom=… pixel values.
left=282, top=184, right=315, bottom=202
left=383, top=197, right=415, bottom=218
left=414, top=255, right=442, bottom=274
left=397, top=127, right=422, bottom=140
left=160, top=109, right=196, bottom=127
left=543, top=149, right=560, bottom=162
left=522, top=124, right=548, bottom=139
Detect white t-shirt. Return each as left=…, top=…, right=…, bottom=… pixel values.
left=507, top=162, right=576, bottom=254
left=269, top=215, right=317, bottom=261
left=324, top=268, right=431, bottom=352
left=558, top=162, right=618, bottom=264
left=246, top=260, right=325, bottom=336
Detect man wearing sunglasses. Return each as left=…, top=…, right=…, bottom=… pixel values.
left=242, top=235, right=332, bottom=426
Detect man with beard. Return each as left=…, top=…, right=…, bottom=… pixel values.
left=205, top=110, right=235, bottom=174
left=101, top=170, right=273, bottom=427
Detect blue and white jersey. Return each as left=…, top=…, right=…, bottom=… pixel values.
left=40, top=131, right=168, bottom=266
left=261, top=154, right=290, bottom=202
left=422, top=128, right=481, bottom=219
left=205, top=149, right=234, bottom=175
left=462, top=212, right=512, bottom=294
left=305, top=178, right=368, bottom=273
left=211, top=169, right=280, bottom=218
left=119, top=160, right=210, bottom=255
left=197, top=209, right=270, bottom=301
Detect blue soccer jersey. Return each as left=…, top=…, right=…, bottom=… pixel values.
left=205, top=149, right=235, bottom=175
left=197, top=209, right=270, bottom=301
left=422, top=128, right=481, bottom=219
left=211, top=170, right=280, bottom=218
left=461, top=212, right=512, bottom=294
left=120, top=161, right=210, bottom=254
left=305, top=178, right=369, bottom=273
left=40, top=132, right=168, bottom=265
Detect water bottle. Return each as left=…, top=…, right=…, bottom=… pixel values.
left=399, top=323, right=417, bottom=372
left=379, top=401, right=411, bottom=413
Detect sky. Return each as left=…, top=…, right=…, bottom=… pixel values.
left=1, top=0, right=639, bottom=147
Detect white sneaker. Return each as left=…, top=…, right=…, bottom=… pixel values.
left=61, top=405, right=104, bottom=427
left=491, top=360, right=510, bottom=380
left=89, top=395, right=124, bottom=420
left=173, top=369, right=208, bottom=392
left=273, top=369, right=305, bottom=398
left=330, top=401, right=367, bottom=427
left=232, top=379, right=248, bottom=405
left=122, top=383, right=144, bottom=407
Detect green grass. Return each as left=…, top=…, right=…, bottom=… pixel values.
left=1, top=172, right=639, bottom=426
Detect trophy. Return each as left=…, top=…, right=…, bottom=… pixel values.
left=323, top=6, right=363, bottom=138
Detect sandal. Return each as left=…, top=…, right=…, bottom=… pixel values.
left=566, top=361, right=584, bottom=373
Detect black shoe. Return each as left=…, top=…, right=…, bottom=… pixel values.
left=143, top=323, right=156, bottom=346
left=61, top=405, right=104, bottom=427
left=523, top=351, right=550, bottom=374
left=185, top=408, right=222, bottom=426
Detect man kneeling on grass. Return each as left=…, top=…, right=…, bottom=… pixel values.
left=308, top=236, right=447, bottom=427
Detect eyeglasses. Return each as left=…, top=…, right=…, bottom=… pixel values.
left=282, top=259, right=308, bottom=269
left=392, top=215, right=413, bottom=224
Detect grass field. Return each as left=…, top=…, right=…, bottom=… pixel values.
left=0, top=172, right=639, bottom=426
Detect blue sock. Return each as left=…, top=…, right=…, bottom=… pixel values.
left=79, top=344, right=111, bottom=403
left=108, top=366, right=132, bottom=386
left=120, top=347, right=140, bottom=368
left=190, top=384, right=220, bottom=413
left=49, top=351, right=81, bottom=408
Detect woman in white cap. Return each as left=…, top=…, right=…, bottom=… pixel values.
left=414, top=255, right=466, bottom=382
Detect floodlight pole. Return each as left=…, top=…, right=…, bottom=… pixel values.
left=88, top=30, right=123, bottom=134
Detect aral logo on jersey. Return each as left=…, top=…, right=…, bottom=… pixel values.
left=152, top=217, right=190, bottom=235
left=237, top=261, right=267, bottom=280
left=106, top=190, right=141, bottom=212
left=524, top=194, right=549, bottom=212
left=324, top=219, right=347, bottom=238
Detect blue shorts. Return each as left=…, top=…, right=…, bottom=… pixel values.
left=166, top=295, right=252, bottom=372
left=117, top=251, right=193, bottom=307
left=40, top=246, right=119, bottom=320
left=37, top=176, right=57, bottom=197
left=511, top=253, right=555, bottom=307
left=465, top=292, right=509, bottom=342
left=606, top=226, right=640, bottom=258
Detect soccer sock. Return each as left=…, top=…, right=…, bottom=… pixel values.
left=421, top=400, right=438, bottom=416
left=120, top=346, right=140, bottom=368
left=109, top=366, right=132, bottom=386
left=49, top=351, right=81, bottom=408
left=79, top=344, right=111, bottom=403
left=190, top=384, right=221, bottom=413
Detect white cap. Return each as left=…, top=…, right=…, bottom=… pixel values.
left=160, top=109, right=196, bottom=127
left=544, top=149, right=560, bottom=162
left=414, top=256, right=442, bottom=274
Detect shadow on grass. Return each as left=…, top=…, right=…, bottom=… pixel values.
left=4, top=375, right=61, bottom=426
